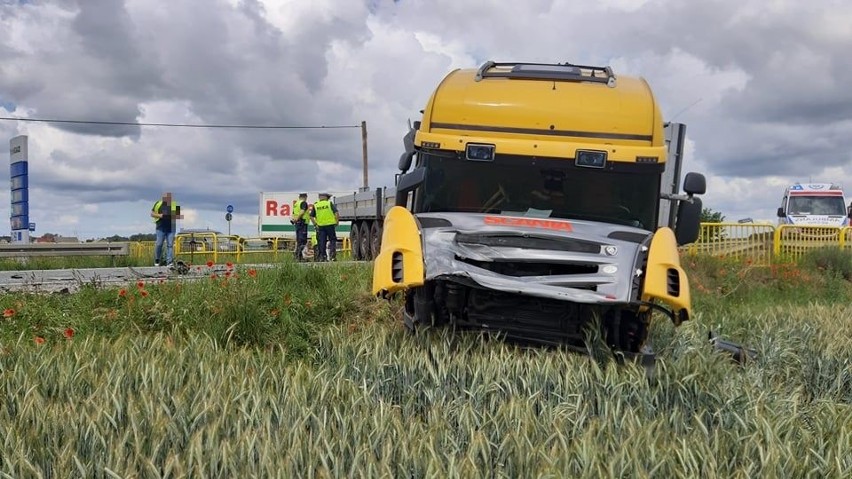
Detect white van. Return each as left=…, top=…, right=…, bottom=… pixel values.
left=777, top=183, right=851, bottom=227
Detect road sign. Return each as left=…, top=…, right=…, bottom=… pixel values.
left=28, top=222, right=35, bottom=232
left=226, top=204, right=234, bottom=213
left=225, top=212, right=232, bottom=222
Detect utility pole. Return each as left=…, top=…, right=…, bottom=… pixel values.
left=361, top=120, right=369, bottom=191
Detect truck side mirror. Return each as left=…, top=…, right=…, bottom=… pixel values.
left=683, top=172, right=706, bottom=195
left=398, top=151, right=415, bottom=173
left=675, top=196, right=702, bottom=246
left=777, top=207, right=785, bottom=218
left=398, top=127, right=417, bottom=173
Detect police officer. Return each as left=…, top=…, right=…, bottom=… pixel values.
left=290, top=193, right=310, bottom=261
left=310, top=192, right=339, bottom=261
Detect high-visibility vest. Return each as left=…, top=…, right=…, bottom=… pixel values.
left=152, top=200, right=180, bottom=222
left=313, top=200, right=337, bottom=226
left=291, top=199, right=310, bottom=223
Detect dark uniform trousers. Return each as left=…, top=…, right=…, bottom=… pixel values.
left=317, top=225, right=337, bottom=261
left=294, top=221, right=308, bottom=260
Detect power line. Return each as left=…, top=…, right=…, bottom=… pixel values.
left=0, top=116, right=360, bottom=129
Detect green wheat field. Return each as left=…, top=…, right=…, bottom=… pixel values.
left=1, top=251, right=850, bottom=478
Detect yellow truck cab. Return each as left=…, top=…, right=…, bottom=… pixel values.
left=371, top=61, right=705, bottom=361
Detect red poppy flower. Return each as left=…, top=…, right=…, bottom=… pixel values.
left=210, top=273, right=218, bottom=279
left=226, top=262, right=233, bottom=269
left=248, top=269, right=257, bottom=278
left=206, top=260, right=214, bottom=267
left=140, top=290, right=149, bottom=298
left=3, top=308, right=14, bottom=318
left=34, top=336, right=45, bottom=345
left=118, top=289, right=127, bottom=297
left=63, top=328, right=74, bottom=339
left=225, top=271, right=231, bottom=278
left=136, top=280, right=145, bottom=289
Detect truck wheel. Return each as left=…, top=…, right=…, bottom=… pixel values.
left=403, top=284, right=436, bottom=332
left=350, top=221, right=362, bottom=260
left=370, top=221, right=383, bottom=259
left=359, top=222, right=372, bottom=260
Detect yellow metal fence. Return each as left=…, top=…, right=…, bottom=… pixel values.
left=129, top=233, right=351, bottom=264
left=682, top=223, right=852, bottom=265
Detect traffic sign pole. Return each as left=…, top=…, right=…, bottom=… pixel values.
left=225, top=206, right=233, bottom=236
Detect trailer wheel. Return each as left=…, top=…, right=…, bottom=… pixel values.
left=350, top=221, right=362, bottom=260
left=370, top=221, right=383, bottom=259
left=359, top=222, right=372, bottom=260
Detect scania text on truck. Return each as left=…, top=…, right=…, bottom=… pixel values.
left=358, top=61, right=706, bottom=362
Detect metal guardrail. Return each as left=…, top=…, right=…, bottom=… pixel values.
left=169, top=233, right=351, bottom=263
left=0, top=242, right=129, bottom=258
left=683, top=223, right=852, bottom=264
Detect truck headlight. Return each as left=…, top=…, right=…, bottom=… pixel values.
left=576, top=150, right=607, bottom=168
left=466, top=143, right=495, bottom=162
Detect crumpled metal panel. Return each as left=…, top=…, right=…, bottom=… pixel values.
left=418, top=212, right=652, bottom=305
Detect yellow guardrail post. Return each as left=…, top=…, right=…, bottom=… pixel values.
left=773, top=226, right=783, bottom=257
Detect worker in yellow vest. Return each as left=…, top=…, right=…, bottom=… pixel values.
left=310, top=192, right=339, bottom=261
left=150, top=192, right=183, bottom=267
left=290, top=193, right=310, bottom=261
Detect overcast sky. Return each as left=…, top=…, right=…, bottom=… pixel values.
left=1, top=0, right=851, bottom=240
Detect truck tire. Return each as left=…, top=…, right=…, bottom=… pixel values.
left=403, top=283, right=436, bottom=332
left=350, top=221, right=362, bottom=260
left=370, top=221, right=383, bottom=260
left=359, top=222, right=372, bottom=260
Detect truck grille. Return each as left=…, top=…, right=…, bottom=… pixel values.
left=458, top=257, right=598, bottom=277
left=455, top=233, right=601, bottom=253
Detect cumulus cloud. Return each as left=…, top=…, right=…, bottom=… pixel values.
left=0, top=0, right=849, bottom=238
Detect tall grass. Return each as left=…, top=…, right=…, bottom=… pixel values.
left=0, top=262, right=383, bottom=359
left=1, top=314, right=849, bottom=477
left=0, top=253, right=850, bottom=477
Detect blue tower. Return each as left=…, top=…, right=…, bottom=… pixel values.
left=10, top=135, right=29, bottom=243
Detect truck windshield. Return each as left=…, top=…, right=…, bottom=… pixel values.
left=417, top=153, right=661, bottom=230
left=788, top=196, right=846, bottom=216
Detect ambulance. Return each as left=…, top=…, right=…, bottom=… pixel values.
left=777, top=183, right=851, bottom=226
